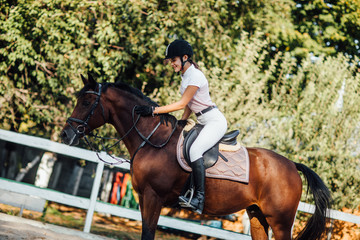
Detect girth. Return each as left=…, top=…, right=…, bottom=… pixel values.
left=182, top=124, right=240, bottom=169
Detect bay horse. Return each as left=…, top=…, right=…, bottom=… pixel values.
left=61, top=74, right=331, bottom=240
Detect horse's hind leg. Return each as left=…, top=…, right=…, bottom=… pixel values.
left=260, top=176, right=300, bottom=240
left=246, top=205, right=270, bottom=240
left=261, top=199, right=297, bottom=240
left=264, top=212, right=294, bottom=240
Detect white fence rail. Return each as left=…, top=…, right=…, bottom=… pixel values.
left=0, top=129, right=359, bottom=240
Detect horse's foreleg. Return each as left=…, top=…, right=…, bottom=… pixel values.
left=139, top=187, right=164, bottom=240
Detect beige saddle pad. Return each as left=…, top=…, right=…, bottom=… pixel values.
left=176, top=130, right=250, bottom=183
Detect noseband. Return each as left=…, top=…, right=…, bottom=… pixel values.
left=66, top=83, right=105, bottom=138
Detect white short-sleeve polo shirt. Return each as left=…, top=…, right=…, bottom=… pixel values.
left=180, top=64, right=214, bottom=113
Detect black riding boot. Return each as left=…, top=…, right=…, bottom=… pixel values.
left=179, top=158, right=205, bottom=214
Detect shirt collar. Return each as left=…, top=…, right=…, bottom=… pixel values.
left=181, top=64, right=195, bottom=78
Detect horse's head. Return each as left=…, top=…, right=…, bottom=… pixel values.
left=61, top=74, right=107, bottom=146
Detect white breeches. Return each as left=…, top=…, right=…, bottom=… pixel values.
left=189, top=108, right=227, bottom=162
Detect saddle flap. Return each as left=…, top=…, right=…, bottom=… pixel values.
left=203, top=144, right=219, bottom=168
left=183, top=124, right=219, bottom=169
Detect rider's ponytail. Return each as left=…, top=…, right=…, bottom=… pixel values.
left=188, top=59, right=200, bottom=70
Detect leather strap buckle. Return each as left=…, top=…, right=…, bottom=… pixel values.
left=195, top=106, right=217, bottom=117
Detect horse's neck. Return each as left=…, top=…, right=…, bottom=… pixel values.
left=104, top=88, right=155, bottom=157
left=110, top=109, right=143, bottom=156
left=105, top=87, right=181, bottom=160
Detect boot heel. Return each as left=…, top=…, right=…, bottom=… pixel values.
left=195, top=208, right=203, bottom=214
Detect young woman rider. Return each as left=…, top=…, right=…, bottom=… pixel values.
left=134, top=39, right=227, bottom=214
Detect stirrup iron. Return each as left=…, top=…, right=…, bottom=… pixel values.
left=179, top=187, right=194, bottom=208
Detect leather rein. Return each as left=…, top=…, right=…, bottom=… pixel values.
left=66, top=83, right=178, bottom=165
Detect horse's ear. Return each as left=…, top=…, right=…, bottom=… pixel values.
left=87, top=73, right=97, bottom=87
left=81, top=74, right=88, bottom=86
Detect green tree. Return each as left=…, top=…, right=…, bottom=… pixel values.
left=1, top=0, right=360, bottom=208
left=289, top=0, right=360, bottom=58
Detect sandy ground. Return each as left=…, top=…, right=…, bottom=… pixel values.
left=0, top=203, right=359, bottom=240
left=0, top=213, right=113, bottom=240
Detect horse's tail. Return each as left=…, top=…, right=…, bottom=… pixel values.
left=295, top=162, right=332, bottom=240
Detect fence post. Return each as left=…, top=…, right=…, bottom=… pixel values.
left=83, top=160, right=104, bottom=233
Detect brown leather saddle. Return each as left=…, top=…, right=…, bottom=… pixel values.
left=182, top=124, right=240, bottom=169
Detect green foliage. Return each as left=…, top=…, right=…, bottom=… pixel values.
left=1, top=0, right=360, bottom=208
left=290, top=0, right=360, bottom=58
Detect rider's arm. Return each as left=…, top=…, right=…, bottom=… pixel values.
left=153, top=86, right=198, bottom=114
left=181, top=105, right=192, bottom=120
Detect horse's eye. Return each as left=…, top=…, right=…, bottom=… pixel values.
left=82, top=100, right=91, bottom=107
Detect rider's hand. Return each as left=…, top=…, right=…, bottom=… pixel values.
left=178, top=119, right=188, bottom=128
left=135, top=105, right=153, bottom=116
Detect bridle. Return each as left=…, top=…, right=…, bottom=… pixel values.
left=66, top=83, right=105, bottom=138
left=65, top=83, right=178, bottom=165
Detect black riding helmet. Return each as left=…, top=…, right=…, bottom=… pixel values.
left=164, top=40, right=193, bottom=59
left=164, top=40, right=193, bottom=70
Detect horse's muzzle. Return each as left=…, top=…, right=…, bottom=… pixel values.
left=60, top=127, right=80, bottom=146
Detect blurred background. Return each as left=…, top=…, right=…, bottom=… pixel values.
left=0, top=1, right=360, bottom=238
